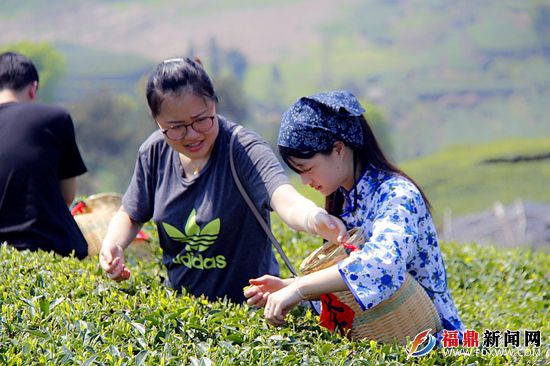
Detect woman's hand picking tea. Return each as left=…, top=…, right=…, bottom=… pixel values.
left=245, top=275, right=290, bottom=308
left=263, top=280, right=304, bottom=326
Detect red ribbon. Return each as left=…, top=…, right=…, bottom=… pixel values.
left=319, top=293, right=355, bottom=335
left=71, top=201, right=86, bottom=216
left=342, top=241, right=359, bottom=252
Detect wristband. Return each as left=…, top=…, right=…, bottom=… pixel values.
left=295, top=277, right=307, bottom=300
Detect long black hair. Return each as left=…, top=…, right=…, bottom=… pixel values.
left=279, top=115, right=431, bottom=217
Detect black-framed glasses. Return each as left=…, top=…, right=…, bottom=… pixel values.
left=159, top=116, right=215, bottom=140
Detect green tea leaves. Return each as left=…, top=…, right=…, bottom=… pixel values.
left=0, top=232, right=547, bottom=364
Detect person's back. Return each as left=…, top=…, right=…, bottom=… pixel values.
left=0, top=52, right=88, bottom=258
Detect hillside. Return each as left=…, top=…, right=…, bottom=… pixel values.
left=401, top=137, right=550, bottom=224
left=0, top=0, right=548, bottom=161
left=289, top=137, right=550, bottom=229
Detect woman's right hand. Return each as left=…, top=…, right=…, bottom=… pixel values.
left=99, top=242, right=131, bottom=282
left=308, top=209, right=348, bottom=243
left=244, top=275, right=290, bottom=308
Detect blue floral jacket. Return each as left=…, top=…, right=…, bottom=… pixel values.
left=337, top=166, right=464, bottom=333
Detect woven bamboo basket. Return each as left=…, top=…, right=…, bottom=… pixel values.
left=73, top=193, right=152, bottom=258
left=73, top=193, right=123, bottom=256
left=300, top=228, right=442, bottom=345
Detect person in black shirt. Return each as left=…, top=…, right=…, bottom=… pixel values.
left=0, top=51, right=88, bottom=258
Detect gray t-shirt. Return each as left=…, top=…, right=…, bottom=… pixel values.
left=123, top=117, right=290, bottom=302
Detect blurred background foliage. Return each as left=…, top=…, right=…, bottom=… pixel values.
left=0, top=42, right=66, bottom=103
left=0, top=0, right=548, bottom=218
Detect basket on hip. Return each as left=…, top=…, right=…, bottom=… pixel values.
left=72, top=193, right=150, bottom=257
left=72, top=193, right=123, bottom=256
left=299, top=227, right=442, bottom=345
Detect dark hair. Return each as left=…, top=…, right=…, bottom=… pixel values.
left=279, top=115, right=431, bottom=216
left=146, top=57, right=218, bottom=118
left=0, top=52, right=39, bottom=91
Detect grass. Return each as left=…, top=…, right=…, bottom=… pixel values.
left=0, top=219, right=548, bottom=364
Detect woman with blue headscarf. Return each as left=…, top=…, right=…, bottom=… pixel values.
left=245, top=90, right=463, bottom=339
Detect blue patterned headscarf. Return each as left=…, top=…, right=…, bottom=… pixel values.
left=277, top=90, right=365, bottom=151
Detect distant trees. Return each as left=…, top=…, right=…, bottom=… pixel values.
left=201, top=37, right=250, bottom=123
left=208, top=37, right=221, bottom=77
left=0, top=41, right=66, bottom=103
left=268, top=65, right=284, bottom=110
left=531, top=2, right=550, bottom=54
left=69, top=91, right=154, bottom=194
left=214, top=74, right=248, bottom=122
left=206, top=36, right=248, bottom=81
left=225, top=49, right=248, bottom=83
left=362, top=102, right=395, bottom=159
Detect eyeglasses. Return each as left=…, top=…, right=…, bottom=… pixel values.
left=159, top=115, right=215, bottom=140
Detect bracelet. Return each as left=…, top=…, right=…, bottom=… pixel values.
left=303, top=207, right=328, bottom=234
left=295, top=277, right=307, bottom=300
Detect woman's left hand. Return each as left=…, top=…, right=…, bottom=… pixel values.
left=263, top=282, right=303, bottom=326
left=245, top=275, right=289, bottom=308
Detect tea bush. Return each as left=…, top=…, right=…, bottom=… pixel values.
left=0, top=222, right=548, bottom=365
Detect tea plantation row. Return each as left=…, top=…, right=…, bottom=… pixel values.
left=0, top=223, right=548, bottom=365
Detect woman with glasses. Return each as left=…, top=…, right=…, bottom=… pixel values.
left=99, top=57, right=346, bottom=303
